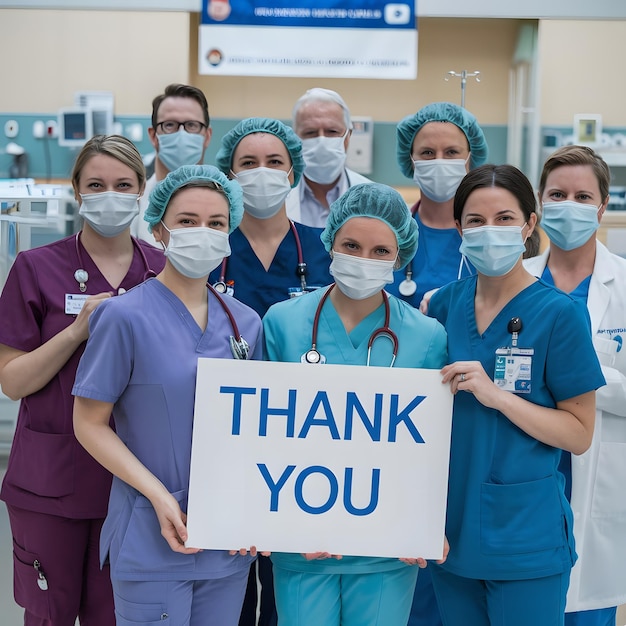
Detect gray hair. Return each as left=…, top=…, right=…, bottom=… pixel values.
left=292, top=87, right=353, bottom=131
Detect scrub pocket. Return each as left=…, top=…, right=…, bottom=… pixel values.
left=480, top=476, right=565, bottom=555
left=116, top=489, right=196, bottom=576
left=591, top=442, right=626, bottom=518
left=12, top=538, right=51, bottom=620
left=9, top=426, right=75, bottom=497
left=114, top=592, right=168, bottom=625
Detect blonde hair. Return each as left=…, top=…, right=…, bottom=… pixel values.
left=71, top=134, right=146, bottom=192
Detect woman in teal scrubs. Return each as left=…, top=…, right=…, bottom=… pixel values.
left=427, top=164, right=606, bottom=626
left=263, top=182, right=449, bottom=626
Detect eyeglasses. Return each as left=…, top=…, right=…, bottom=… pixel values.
left=156, top=120, right=207, bottom=135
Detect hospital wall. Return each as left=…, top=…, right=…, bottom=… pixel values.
left=2, top=10, right=626, bottom=186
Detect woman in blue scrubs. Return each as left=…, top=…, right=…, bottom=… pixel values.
left=263, top=182, right=449, bottom=626
left=427, top=164, right=606, bottom=626
left=211, top=117, right=332, bottom=317
left=213, top=117, right=332, bottom=626
left=72, top=165, right=263, bottom=626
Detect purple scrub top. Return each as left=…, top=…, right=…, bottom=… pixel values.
left=0, top=234, right=165, bottom=518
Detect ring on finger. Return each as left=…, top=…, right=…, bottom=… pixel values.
left=460, top=373, right=466, bottom=382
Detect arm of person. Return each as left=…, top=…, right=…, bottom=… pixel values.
left=596, top=363, right=626, bottom=417
left=73, top=395, right=200, bottom=555
left=441, top=361, right=596, bottom=455
left=0, top=292, right=112, bottom=400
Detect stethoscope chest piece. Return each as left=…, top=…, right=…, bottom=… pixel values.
left=74, top=269, right=89, bottom=293
left=398, top=278, right=417, bottom=297
left=230, top=335, right=250, bottom=360
left=301, top=348, right=326, bottom=364
left=213, top=281, right=227, bottom=294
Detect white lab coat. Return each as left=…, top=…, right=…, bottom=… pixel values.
left=285, top=167, right=372, bottom=227
left=525, top=241, right=626, bottom=612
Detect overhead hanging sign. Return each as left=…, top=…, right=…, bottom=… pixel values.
left=199, top=1, right=417, bottom=79
left=186, top=359, right=452, bottom=558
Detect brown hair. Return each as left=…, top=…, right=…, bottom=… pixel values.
left=151, top=83, right=210, bottom=128
left=539, top=145, right=610, bottom=201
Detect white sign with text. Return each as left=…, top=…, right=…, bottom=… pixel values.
left=186, top=359, right=453, bottom=559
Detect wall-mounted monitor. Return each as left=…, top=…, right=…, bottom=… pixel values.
left=57, top=107, right=94, bottom=148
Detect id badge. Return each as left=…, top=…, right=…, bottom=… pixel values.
left=65, top=293, right=89, bottom=315
left=494, top=347, right=534, bottom=393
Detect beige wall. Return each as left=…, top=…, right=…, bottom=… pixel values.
left=191, top=16, right=521, bottom=124
left=2, top=9, right=626, bottom=132
left=0, top=9, right=190, bottom=114
left=539, top=20, right=626, bottom=127
left=1, top=10, right=518, bottom=125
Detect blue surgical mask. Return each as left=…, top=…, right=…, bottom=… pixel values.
left=157, top=130, right=205, bottom=172
left=540, top=201, right=600, bottom=251
left=459, top=224, right=526, bottom=277
left=412, top=156, right=469, bottom=203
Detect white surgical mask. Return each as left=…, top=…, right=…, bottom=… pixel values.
left=79, top=191, right=139, bottom=237
left=330, top=251, right=396, bottom=300
left=233, top=167, right=292, bottom=219
left=459, top=224, right=526, bottom=277
left=301, top=133, right=348, bottom=184
left=157, top=131, right=205, bottom=172
left=412, top=157, right=469, bottom=203
left=161, top=222, right=230, bottom=279
left=540, top=201, right=600, bottom=251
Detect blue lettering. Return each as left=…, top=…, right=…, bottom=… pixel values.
left=344, top=392, right=382, bottom=441
left=219, top=386, right=256, bottom=435
left=294, top=465, right=338, bottom=514
left=257, top=464, right=296, bottom=512
left=388, top=394, right=426, bottom=443
left=343, top=467, right=380, bottom=516
left=259, top=388, right=297, bottom=437
left=297, top=391, right=340, bottom=439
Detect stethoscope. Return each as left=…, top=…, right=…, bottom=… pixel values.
left=397, top=200, right=473, bottom=298
left=301, top=284, right=399, bottom=367
left=73, top=231, right=156, bottom=295
left=72, top=232, right=249, bottom=359
left=207, top=283, right=250, bottom=360
left=398, top=201, right=420, bottom=297
left=213, top=220, right=308, bottom=295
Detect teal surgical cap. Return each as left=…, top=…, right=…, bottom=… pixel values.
left=396, top=102, right=489, bottom=179
left=215, top=117, right=305, bottom=188
left=144, top=164, right=244, bottom=234
left=321, top=183, right=418, bottom=269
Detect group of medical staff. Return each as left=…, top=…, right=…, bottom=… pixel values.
left=0, top=83, right=624, bottom=626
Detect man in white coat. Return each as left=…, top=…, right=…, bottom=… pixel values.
left=524, top=145, right=626, bottom=626
left=286, top=87, right=371, bottom=227
left=131, top=84, right=212, bottom=246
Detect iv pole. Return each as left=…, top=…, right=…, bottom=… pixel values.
left=445, top=70, right=480, bottom=108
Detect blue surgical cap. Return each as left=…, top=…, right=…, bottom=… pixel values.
left=144, top=164, right=244, bottom=234
left=215, top=117, right=305, bottom=188
left=321, top=183, right=418, bottom=269
left=396, top=102, right=489, bottom=179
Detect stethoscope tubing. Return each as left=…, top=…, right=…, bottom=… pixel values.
left=305, top=284, right=399, bottom=367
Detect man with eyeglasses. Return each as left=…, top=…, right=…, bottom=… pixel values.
left=132, top=84, right=212, bottom=245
